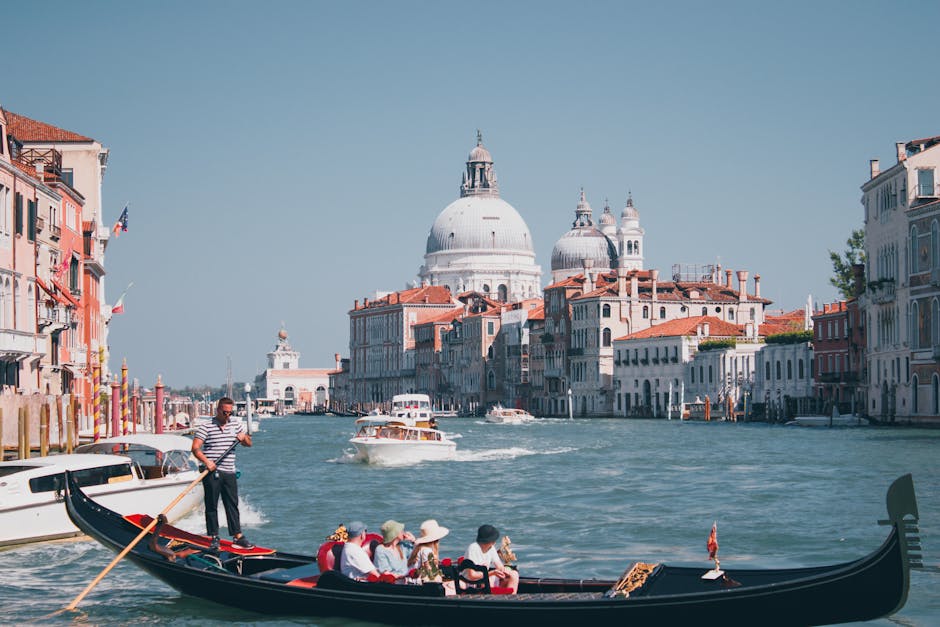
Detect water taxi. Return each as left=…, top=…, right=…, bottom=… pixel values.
left=350, top=394, right=456, bottom=464
left=484, top=404, right=535, bottom=424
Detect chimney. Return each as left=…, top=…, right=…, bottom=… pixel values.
left=354, top=299, right=359, bottom=309
left=851, top=263, right=865, bottom=297
left=582, top=258, right=595, bottom=286
left=35, top=162, right=45, bottom=177
left=364, top=298, right=369, bottom=307
left=715, top=262, right=722, bottom=284
left=897, top=142, right=906, bottom=163
left=725, top=269, right=733, bottom=288
left=651, top=269, right=659, bottom=307
left=737, top=270, right=748, bottom=302
left=617, top=265, right=627, bottom=296
left=753, top=274, right=761, bottom=298
left=335, top=353, right=341, bottom=370
left=630, top=273, right=639, bottom=304
left=870, top=159, right=880, bottom=179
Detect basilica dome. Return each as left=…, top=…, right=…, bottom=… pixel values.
left=551, top=190, right=617, bottom=278
left=419, top=133, right=542, bottom=302
left=426, top=196, right=534, bottom=254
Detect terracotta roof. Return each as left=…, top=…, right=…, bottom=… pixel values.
left=268, top=368, right=335, bottom=377
left=415, top=308, right=464, bottom=325
left=355, top=285, right=455, bottom=310
left=527, top=304, right=545, bottom=321
left=4, top=110, right=94, bottom=143
left=572, top=278, right=772, bottom=304
left=615, top=316, right=744, bottom=341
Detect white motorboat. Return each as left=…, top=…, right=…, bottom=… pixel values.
left=350, top=394, right=457, bottom=464
left=787, top=413, right=867, bottom=427
left=484, top=404, right=535, bottom=424
left=0, top=434, right=203, bottom=548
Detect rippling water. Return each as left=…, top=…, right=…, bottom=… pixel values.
left=2, top=416, right=938, bottom=625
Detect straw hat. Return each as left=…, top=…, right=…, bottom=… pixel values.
left=414, top=519, right=449, bottom=544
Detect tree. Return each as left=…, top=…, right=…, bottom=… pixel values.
left=829, top=229, right=866, bottom=299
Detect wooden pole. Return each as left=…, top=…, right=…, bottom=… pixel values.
left=18, top=406, right=28, bottom=459
left=66, top=400, right=75, bottom=454
left=155, top=375, right=164, bottom=434
left=93, top=361, right=101, bottom=442
left=40, top=403, right=49, bottom=457
left=56, top=396, right=64, bottom=452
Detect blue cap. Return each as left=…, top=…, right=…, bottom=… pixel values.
left=347, top=521, right=367, bottom=537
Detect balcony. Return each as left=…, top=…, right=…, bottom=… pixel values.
left=50, top=224, right=61, bottom=240
left=640, top=358, right=649, bottom=365
left=651, top=357, right=659, bottom=364
left=36, top=216, right=45, bottom=232
left=869, top=280, right=896, bottom=304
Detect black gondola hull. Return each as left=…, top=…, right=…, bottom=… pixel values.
left=65, top=471, right=916, bottom=626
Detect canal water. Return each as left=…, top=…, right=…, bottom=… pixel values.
left=1, top=415, right=938, bottom=625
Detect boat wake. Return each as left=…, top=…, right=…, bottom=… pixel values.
left=455, top=446, right=576, bottom=462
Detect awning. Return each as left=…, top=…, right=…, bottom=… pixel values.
left=36, top=277, right=64, bottom=305
left=50, top=278, right=81, bottom=308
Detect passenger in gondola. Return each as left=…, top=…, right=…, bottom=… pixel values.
left=463, top=524, right=519, bottom=593
left=339, top=521, right=379, bottom=581
left=373, top=519, right=415, bottom=578
left=408, top=519, right=449, bottom=573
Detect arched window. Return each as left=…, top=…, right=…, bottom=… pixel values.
left=634, top=241, right=640, bottom=255
left=775, top=361, right=781, bottom=379
left=708, top=365, right=713, bottom=383
left=932, top=220, right=940, bottom=268
left=728, top=308, right=735, bottom=320
left=497, top=284, right=508, bottom=302
left=602, top=328, right=611, bottom=347
left=602, top=304, right=611, bottom=318
left=787, top=360, right=793, bottom=379
left=765, top=362, right=771, bottom=380
left=798, top=359, right=805, bottom=379
left=912, top=375, right=920, bottom=414
left=627, top=241, right=633, bottom=254
left=659, top=306, right=666, bottom=319
left=933, top=374, right=940, bottom=415
left=701, top=307, right=707, bottom=316
left=911, top=226, right=919, bottom=274
left=691, top=366, right=696, bottom=383
left=911, top=301, right=920, bottom=349
left=642, top=306, right=649, bottom=319
left=482, top=284, right=491, bottom=295
left=487, top=370, right=496, bottom=390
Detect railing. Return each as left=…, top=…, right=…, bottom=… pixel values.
left=50, top=224, right=61, bottom=239
left=870, top=280, right=896, bottom=304
left=569, top=347, right=584, bottom=356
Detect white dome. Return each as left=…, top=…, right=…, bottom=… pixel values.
left=551, top=228, right=617, bottom=272
left=426, top=196, right=534, bottom=254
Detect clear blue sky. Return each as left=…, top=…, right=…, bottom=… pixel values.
left=5, top=1, right=939, bottom=386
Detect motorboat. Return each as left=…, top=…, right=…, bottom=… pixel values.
left=1, top=434, right=201, bottom=548
left=484, top=404, right=535, bottom=424
left=787, top=412, right=867, bottom=427
left=350, top=394, right=456, bottom=464
left=63, top=472, right=921, bottom=625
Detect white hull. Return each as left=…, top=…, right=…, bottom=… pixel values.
left=0, top=474, right=202, bottom=548
left=788, top=414, right=865, bottom=427
left=351, top=438, right=456, bottom=465
left=484, top=408, right=534, bottom=424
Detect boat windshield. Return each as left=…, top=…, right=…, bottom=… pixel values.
left=392, top=399, right=431, bottom=410
left=76, top=443, right=197, bottom=477
left=28, top=463, right=135, bottom=494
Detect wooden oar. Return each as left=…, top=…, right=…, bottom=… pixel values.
left=65, top=439, right=241, bottom=611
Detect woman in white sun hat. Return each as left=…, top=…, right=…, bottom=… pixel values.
left=408, top=519, right=449, bottom=573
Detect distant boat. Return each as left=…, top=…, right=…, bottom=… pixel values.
left=484, top=404, right=535, bottom=424
left=787, top=413, right=866, bottom=427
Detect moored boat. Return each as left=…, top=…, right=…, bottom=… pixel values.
left=787, top=413, right=867, bottom=427
left=484, top=404, right=535, bottom=424
left=1, top=434, right=201, bottom=548
left=63, top=472, right=921, bottom=625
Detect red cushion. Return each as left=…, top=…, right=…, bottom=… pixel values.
left=490, top=587, right=513, bottom=595
left=286, top=576, right=319, bottom=588
left=317, top=541, right=341, bottom=572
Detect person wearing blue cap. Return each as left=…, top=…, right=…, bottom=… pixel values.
left=339, top=521, right=379, bottom=581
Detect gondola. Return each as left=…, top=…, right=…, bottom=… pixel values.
left=64, top=472, right=921, bottom=626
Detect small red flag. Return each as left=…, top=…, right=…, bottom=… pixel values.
left=707, top=522, right=718, bottom=559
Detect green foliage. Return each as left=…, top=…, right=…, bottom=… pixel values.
left=828, top=229, right=866, bottom=299
left=765, top=330, right=813, bottom=344
left=697, top=339, right=736, bottom=351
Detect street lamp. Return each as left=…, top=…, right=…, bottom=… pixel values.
left=567, top=387, right=573, bottom=419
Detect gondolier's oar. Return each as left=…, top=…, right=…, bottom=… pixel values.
left=65, top=438, right=241, bottom=611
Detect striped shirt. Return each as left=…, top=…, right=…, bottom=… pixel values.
left=195, top=418, right=244, bottom=473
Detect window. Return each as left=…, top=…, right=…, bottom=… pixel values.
left=602, top=328, right=611, bottom=347
left=917, top=168, right=935, bottom=197
left=728, top=309, right=735, bottom=320
left=659, top=306, right=666, bottom=319
left=787, top=360, right=792, bottom=380
left=702, top=307, right=707, bottom=316
left=602, top=304, right=611, bottom=318
left=642, top=306, right=649, bottom=319
left=775, top=361, right=781, bottom=379
left=910, top=226, right=919, bottom=274
left=15, top=193, right=23, bottom=235
left=487, top=321, right=494, bottom=335
left=798, top=359, right=804, bottom=379
left=27, top=200, right=36, bottom=241
left=61, top=168, right=74, bottom=188
left=765, top=362, right=771, bottom=380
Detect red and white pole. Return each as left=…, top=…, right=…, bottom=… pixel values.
left=155, top=375, right=165, bottom=434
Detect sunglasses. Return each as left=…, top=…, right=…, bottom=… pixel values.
left=220, top=410, right=233, bottom=416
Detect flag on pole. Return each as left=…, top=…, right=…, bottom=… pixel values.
left=112, top=205, right=129, bottom=236
left=111, top=282, right=133, bottom=315
left=54, top=247, right=72, bottom=279
left=707, top=522, right=719, bottom=559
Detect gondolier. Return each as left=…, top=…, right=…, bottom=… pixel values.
left=192, top=397, right=253, bottom=550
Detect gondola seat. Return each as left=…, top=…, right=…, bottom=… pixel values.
left=315, top=570, right=446, bottom=597
left=316, top=535, right=383, bottom=572
left=451, top=559, right=513, bottom=595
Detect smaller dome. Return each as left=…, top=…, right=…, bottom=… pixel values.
left=599, top=202, right=616, bottom=226
left=551, top=229, right=618, bottom=272
left=468, top=130, right=492, bottom=163
left=621, top=194, right=639, bottom=220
